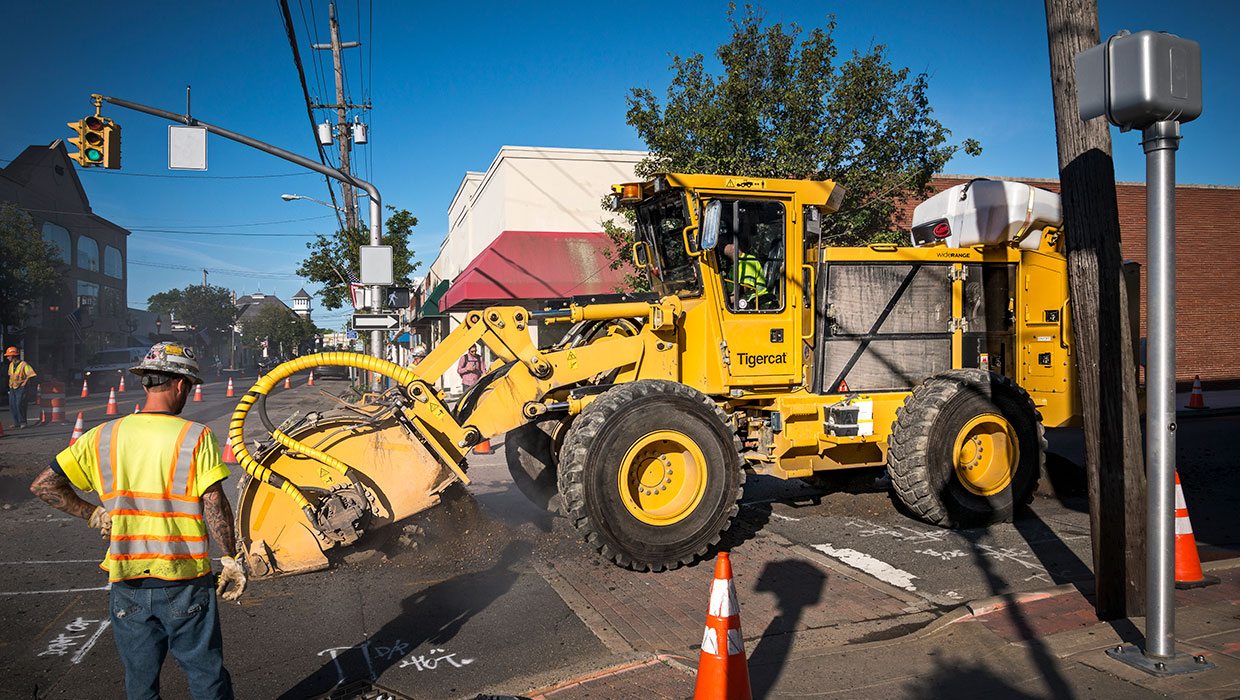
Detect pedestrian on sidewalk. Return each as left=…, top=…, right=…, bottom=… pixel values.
left=28, top=341, right=246, bottom=700
left=6, top=346, right=36, bottom=429
left=457, top=344, right=483, bottom=390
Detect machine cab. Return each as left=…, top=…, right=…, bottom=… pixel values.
left=615, top=174, right=845, bottom=390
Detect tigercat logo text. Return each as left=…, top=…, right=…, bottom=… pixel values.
left=735, top=351, right=787, bottom=368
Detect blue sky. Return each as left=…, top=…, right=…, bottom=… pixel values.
left=2, top=1, right=1235, bottom=332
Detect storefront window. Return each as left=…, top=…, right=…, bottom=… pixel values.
left=41, top=222, right=72, bottom=263
left=100, top=286, right=124, bottom=319
left=77, top=280, right=99, bottom=320
left=77, top=235, right=99, bottom=272
left=104, top=245, right=123, bottom=279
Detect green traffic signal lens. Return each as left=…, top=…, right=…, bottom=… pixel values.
left=85, top=149, right=103, bottom=162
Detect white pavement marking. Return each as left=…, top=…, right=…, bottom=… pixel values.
left=812, top=543, right=919, bottom=592
left=0, top=584, right=110, bottom=596
left=768, top=512, right=800, bottom=522
left=71, top=620, right=111, bottom=665
left=0, top=559, right=99, bottom=565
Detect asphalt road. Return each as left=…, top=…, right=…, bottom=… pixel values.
left=1, top=382, right=1236, bottom=699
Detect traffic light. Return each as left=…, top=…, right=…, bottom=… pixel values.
left=66, top=115, right=121, bottom=169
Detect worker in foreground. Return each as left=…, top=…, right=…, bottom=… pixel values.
left=29, top=342, right=245, bottom=700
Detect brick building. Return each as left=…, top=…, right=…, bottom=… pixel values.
left=899, top=176, right=1240, bottom=385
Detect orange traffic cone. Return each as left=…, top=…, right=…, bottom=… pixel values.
left=69, top=413, right=85, bottom=445
left=134, top=403, right=141, bottom=414
left=39, top=408, right=47, bottom=424
left=118, top=376, right=126, bottom=393
left=226, top=378, right=235, bottom=398
left=105, top=389, right=118, bottom=416
left=80, top=379, right=89, bottom=399
left=1187, top=375, right=1207, bottom=409
left=193, top=384, right=202, bottom=402
left=222, top=438, right=237, bottom=464
left=284, top=376, right=291, bottom=389
left=693, top=552, right=752, bottom=700
left=473, top=438, right=494, bottom=455
left=307, top=371, right=315, bottom=386
left=1174, top=471, right=1219, bottom=588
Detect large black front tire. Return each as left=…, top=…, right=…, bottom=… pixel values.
left=557, top=380, right=744, bottom=571
left=887, top=369, right=1044, bottom=528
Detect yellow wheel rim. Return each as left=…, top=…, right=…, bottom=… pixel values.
left=952, top=413, right=1019, bottom=497
left=617, top=430, right=708, bottom=526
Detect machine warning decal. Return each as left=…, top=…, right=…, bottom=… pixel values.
left=567, top=350, right=579, bottom=370
left=735, top=351, right=788, bottom=368
left=837, top=379, right=850, bottom=392
left=725, top=178, right=766, bottom=189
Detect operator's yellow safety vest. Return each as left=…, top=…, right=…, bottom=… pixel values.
left=7, top=360, right=35, bottom=389
left=725, top=253, right=768, bottom=299
left=54, top=414, right=230, bottom=582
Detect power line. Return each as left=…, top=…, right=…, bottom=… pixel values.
left=129, top=228, right=317, bottom=237
left=15, top=206, right=333, bottom=228
left=280, top=0, right=347, bottom=233
left=130, top=259, right=304, bottom=279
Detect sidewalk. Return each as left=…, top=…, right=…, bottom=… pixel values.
left=522, top=559, right=1239, bottom=700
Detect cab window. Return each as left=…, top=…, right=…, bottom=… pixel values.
left=714, top=199, right=785, bottom=312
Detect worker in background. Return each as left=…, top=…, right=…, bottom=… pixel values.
left=6, top=346, right=36, bottom=429
left=457, top=344, right=483, bottom=390
left=29, top=342, right=245, bottom=700
left=410, top=345, right=428, bottom=367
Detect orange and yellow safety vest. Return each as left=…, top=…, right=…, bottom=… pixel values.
left=7, top=360, right=35, bottom=389
left=54, top=414, right=230, bottom=582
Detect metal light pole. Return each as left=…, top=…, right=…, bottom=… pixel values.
left=1077, top=30, right=1211, bottom=676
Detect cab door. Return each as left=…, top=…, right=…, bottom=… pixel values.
left=710, top=197, right=798, bottom=386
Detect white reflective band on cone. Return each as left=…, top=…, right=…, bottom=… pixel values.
left=708, top=579, right=738, bottom=617
left=1175, top=516, right=1194, bottom=535
left=1175, top=485, right=1187, bottom=510
left=700, top=626, right=744, bottom=656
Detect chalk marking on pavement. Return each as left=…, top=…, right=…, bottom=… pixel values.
left=32, top=594, right=84, bottom=642
left=812, top=544, right=919, bottom=592
left=70, top=619, right=110, bottom=664
left=768, top=512, right=800, bottom=522
left=0, top=584, right=110, bottom=597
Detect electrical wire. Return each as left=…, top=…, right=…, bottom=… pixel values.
left=130, top=259, right=305, bottom=279
left=14, top=206, right=332, bottom=228
left=129, top=228, right=317, bottom=237
left=0, top=158, right=316, bottom=180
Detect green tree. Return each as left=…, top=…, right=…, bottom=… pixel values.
left=296, top=207, right=421, bottom=310
left=146, top=284, right=235, bottom=338
left=0, top=202, right=64, bottom=326
left=608, top=3, right=982, bottom=287
left=240, top=305, right=316, bottom=357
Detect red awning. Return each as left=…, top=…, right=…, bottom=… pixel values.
left=440, top=231, right=626, bottom=311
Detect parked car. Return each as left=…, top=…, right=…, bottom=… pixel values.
left=83, top=347, right=151, bottom=392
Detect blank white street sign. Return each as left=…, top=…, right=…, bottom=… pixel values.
left=169, top=125, right=207, bottom=170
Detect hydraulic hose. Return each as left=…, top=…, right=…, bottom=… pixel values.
left=227, top=352, right=418, bottom=516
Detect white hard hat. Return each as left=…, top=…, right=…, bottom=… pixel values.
left=412, top=346, right=427, bottom=357
left=130, top=342, right=204, bottom=385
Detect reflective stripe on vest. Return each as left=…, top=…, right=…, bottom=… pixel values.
left=94, top=416, right=211, bottom=580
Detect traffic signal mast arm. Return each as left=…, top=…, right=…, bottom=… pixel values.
left=85, top=93, right=387, bottom=369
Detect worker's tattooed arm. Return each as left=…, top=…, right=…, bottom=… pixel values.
left=202, top=483, right=238, bottom=558
left=29, top=467, right=97, bottom=520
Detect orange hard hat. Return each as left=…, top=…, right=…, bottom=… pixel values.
left=4, top=347, right=19, bottom=357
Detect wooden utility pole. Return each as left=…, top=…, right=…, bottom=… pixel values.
left=1044, top=0, right=1147, bottom=619
left=312, top=1, right=366, bottom=233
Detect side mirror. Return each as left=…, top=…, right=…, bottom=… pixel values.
left=683, top=225, right=701, bottom=257
left=632, top=241, right=650, bottom=268
left=701, top=200, right=722, bottom=251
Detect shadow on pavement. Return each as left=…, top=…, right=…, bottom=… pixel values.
left=747, top=559, right=827, bottom=700
left=276, top=539, right=531, bottom=699
left=902, top=656, right=1045, bottom=700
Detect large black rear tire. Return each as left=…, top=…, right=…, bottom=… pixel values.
left=557, top=380, right=744, bottom=571
left=887, top=369, right=1044, bottom=528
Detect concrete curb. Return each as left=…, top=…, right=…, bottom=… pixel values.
left=526, top=654, right=693, bottom=699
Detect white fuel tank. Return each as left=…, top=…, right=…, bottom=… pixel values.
left=910, top=180, right=1063, bottom=250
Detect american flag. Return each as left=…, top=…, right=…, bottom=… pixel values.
left=66, top=306, right=84, bottom=341
left=347, top=270, right=365, bottom=309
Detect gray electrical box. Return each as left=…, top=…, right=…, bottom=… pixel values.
left=1076, top=30, right=1202, bottom=130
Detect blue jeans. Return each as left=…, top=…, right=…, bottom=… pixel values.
left=8, top=384, right=26, bottom=427
left=110, top=579, right=233, bottom=700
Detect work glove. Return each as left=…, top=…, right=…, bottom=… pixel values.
left=216, top=556, right=247, bottom=602
left=87, top=506, right=112, bottom=541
